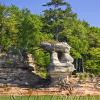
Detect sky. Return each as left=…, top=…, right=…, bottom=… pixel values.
left=0, top=0, right=100, bottom=27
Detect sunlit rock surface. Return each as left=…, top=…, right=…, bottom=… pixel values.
left=41, top=42, right=75, bottom=86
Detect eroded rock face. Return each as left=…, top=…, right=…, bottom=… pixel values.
left=27, top=53, right=36, bottom=73
left=41, top=42, right=71, bottom=52
left=41, top=42, right=75, bottom=86
left=49, top=51, right=75, bottom=72
left=0, top=50, right=40, bottom=87
left=41, top=42, right=75, bottom=73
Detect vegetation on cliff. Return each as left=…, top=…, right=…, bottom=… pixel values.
left=0, top=0, right=100, bottom=75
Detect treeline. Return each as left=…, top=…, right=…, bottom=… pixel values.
left=0, top=0, right=100, bottom=75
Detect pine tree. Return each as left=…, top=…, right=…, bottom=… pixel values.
left=42, top=0, right=76, bottom=41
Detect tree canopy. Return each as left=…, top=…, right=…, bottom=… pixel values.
left=0, top=0, right=100, bottom=75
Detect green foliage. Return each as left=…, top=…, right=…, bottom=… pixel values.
left=77, top=72, right=89, bottom=82
left=85, top=48, right=100, bottom=75
left=32, top=48, right=50, bottom=78
left=0, top=0, right=100, bottom=75
left=42, top=0, right=100, bottom=75
left=42, top=0, right=76, bottom=41
left=6, top=59, right=13, bottom=64
left=0, top=4, right=52, bottom=75
left=33, top=48, right=50, bottom=68
left=87, top=27, right=100, bottom=47
left=89, top=48, right=100, bottom=59
left=0, top=5, right=20, bottom=50
left=85, top=60, right=100, bottom=75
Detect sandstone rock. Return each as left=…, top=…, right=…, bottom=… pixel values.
left=27, top=53, right=36, bottom=72
left=0, top=51, right=40, bottom=87
left=41, top=42, right=70, bottom=52
left=41, top=42, right=75, bottom=73
left=41, top=42, right=75, bottom=86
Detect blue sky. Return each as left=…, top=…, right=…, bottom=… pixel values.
left=0, top=0, right=100, bottom=27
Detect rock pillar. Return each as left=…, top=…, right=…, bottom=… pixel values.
left=41, top=42, right=75, bottom=86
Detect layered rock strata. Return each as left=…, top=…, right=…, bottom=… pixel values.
left=41, top=42, right=75, bottom=86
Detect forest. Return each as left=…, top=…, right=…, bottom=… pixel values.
left=0, top=0, right=100, bottom=75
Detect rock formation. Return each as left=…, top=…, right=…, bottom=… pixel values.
left=41, top=42, right=75, bottom=86
left=27, top=53, right=36, bottom=73
left=0, top=49, right=39, bottom=87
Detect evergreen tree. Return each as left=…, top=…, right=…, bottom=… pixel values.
left=42, top=0, right=76, bottom=41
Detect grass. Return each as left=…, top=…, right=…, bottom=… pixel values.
left=0, top=95, right=100, bottom=100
